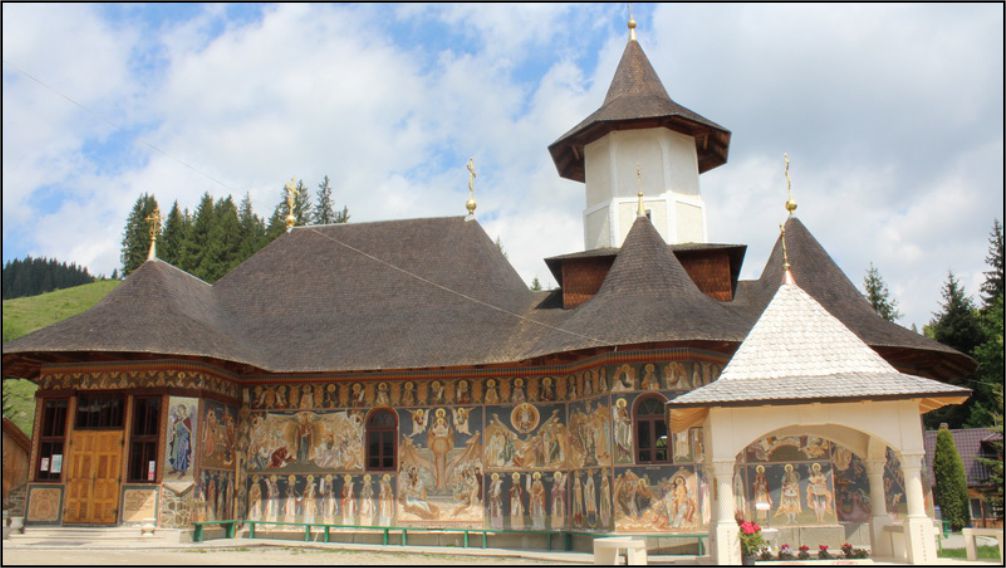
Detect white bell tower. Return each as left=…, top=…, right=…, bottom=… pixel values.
left=548, top=17, right=730, bottom=250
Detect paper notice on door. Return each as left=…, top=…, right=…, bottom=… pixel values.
left=51, top=454, right=63, bottom=473
left=40, top=457, right=50, bottom=472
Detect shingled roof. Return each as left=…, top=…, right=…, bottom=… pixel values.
left=669, top=272, right=971, bottom=408
left=530, top=216, right=749, bottom=355
left=733, top=216, right=975, bottom=381
left=548, top=38, right=730, bottom=182
left=1, top=259, right=256, bottom=366
left=2, top=215, right=975, bottom=379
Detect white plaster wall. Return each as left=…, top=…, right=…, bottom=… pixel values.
left=581, top=127, right=706, bottom=249
left=704, top=399, right=927, bottom=463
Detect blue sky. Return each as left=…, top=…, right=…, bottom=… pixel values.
left=2, top=3, right=1003, bottom=329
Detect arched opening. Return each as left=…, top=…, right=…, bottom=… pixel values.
left=633, top=394, right=670, bottom=464
left=365, top=408, right=397, bottom=471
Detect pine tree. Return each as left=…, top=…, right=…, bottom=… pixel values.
left=159, top=201, right=190, bottom=266
left=314, top=175, right=336, bottom=225
left=111, top=268, right=119, bottom=280
left=293, top=179, right=312, bottom=226
left=335, top=205, right=350, bottom=224
left=237, top=192, right=267, bottom=261
left=930, top=272, right=984, bottom=356
left=530, top=277, right=542, bottom=292
left=981, top=219, right=1004, bottom=309
left=120, top=194, right=160, bottom=276
left=933, top=426, right=971, bottom=530
left=863, top=263, right=902, bottom=322
left=198, top=196, right=242, bottom=282
left=180, top=193, right=216, bottom=275
left=925, top=272, right=984, bottom=428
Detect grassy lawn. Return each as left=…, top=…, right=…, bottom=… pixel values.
left=939, top=545, right=1002, bottom=561
left=2, top=280, right=120, bottom=435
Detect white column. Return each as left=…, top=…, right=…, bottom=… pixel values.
left=900, top=452, right=938, bottom=564
left=711, top=460, right=741, bottom=565
left=865, top=458, right=893, bottom=558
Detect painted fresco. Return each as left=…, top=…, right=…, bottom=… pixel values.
left=612, top=397, right=633, bottom=464
left=568, top=468, right=613, bottom=531
left=40, top=367, right=240, bottom=399
left=566, top=399, right=612, bottom=468
left=484, top=403, right=568, bottom=470
left=749, top=461, right=837, bottom=526
left=248, top=378, right=487, bottom=410
left=397, top=406, right=483, bottom=527
left=201, top=399, right=239, bottom=469
left=488, top=470, right=567, bottom=530
left=246, top=410, right=365, bottom=473
left=245, top=472, right=395, bottom=526
left=198, top=469, right=234, bottom=521
left=832, top=448, right=871, bottom=523
left=613, top=466, right=703, bottom=532
left=884, top=448, right=908, bottom=517
left=744, top=435, right=831, bottom=463
left=165, top=397, right=198, bottom=483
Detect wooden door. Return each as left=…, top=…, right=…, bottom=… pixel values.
left=63, top=430, right=123, bottom=524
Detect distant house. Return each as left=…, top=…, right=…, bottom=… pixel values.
left=925, top=426, right=1004, bottom=528
left=2, top=417, right=31, bottom=510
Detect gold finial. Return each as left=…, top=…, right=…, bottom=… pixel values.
left=284, top=177, right=299, bottom=231
left=784, top=153, right=797, bottom=216
left=465, top=158, right=477, bottom=219
left=627, top=3, right=637, bottom=41
left=634, top=164, right=647, bottom=217
left=780, top=223, right=795, bottom=284
left=145, top=205, right=161, bottom=260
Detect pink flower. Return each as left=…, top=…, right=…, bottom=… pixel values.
left=819, top=545, right=829, bottom=551
left=799, top=545, right=810, bottom=552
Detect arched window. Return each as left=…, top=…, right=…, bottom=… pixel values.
left=634, top=395, right=669, bottom=464
left=366, top=409, right=397, bottom=471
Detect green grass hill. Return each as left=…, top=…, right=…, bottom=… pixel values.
left=2, top=279, right=120, bottom=435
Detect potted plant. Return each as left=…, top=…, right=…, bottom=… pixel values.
left=797, top=544, right=811, bottom=560
left=818, top=544, right=832, bottom=559
left=738, top=519, right=765, bottom=565
left=841, top=543, right=854, bottom=558
left=778, top=544, right=795, bottom=561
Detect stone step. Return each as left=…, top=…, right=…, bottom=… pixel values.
left=9, top=527, right=191, bottom=544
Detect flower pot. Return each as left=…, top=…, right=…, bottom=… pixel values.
left=742, top=553, right=758, bottom=566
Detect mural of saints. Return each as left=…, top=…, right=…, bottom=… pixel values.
left=397, top=406, right=483, bottom=526
left=568, top=400, right=612, bottom=468
left=751, top=465, right=772, bottom=522
left=246, top=410, right=364, bottom=472
left=806, top=462, right=834, bottom=523
left=488, top=473, right=504, bottom=529
left=774, top=464, right=803, bottom=524
left=509, top=472, right=525, bottom=529
left=484, top=404, right=567, bottom=470
left=614, top=467, right=701, bottom=532
left=612, top=398, right=632, bottom=464
left=165, top=397, right=197, bottom=481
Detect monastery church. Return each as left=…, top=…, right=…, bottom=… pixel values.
left=2, top=16, right=972, bottom=565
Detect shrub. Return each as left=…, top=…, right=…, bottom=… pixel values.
left=933, top=427, right=971, bottom=530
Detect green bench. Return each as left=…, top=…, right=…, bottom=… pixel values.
left=193, top=519, right=706, bottom=555
left=192, top=520, right=239, bottom=542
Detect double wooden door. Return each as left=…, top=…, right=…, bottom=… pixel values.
left=63, top=430, right=123, bottom=524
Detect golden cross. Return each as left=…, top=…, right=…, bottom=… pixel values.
left=466, top=158, right=477, bottom=194
left=465, top=158, right=477, bottom=217
left=284, top=177, right=299, bottom=210
left=784, top=153, right=797, bottom=216
left=145, top=205, right=161, bottom=260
